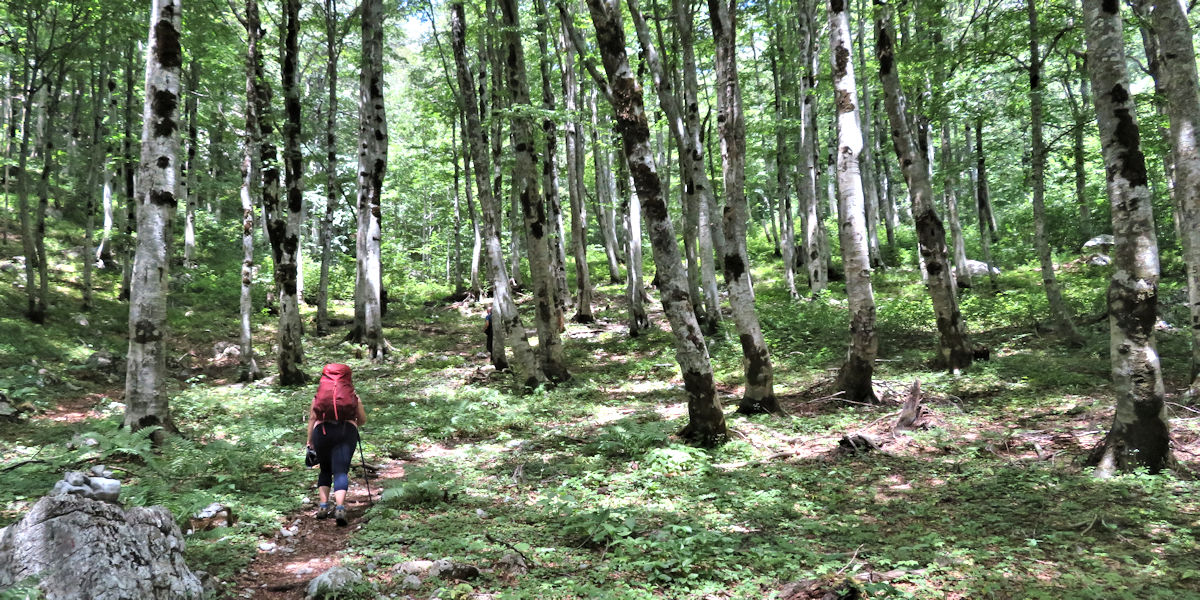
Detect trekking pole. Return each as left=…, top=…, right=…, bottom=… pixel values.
left=358, top=437, right=373, bottom=505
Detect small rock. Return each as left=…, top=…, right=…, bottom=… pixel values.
left=394, top=560, right=434, bottom=576
left=475, top=509, right=488, bottom=518
left=401, top=574, right=422, bottom=590
left=258, top=542, right=277, bottom=553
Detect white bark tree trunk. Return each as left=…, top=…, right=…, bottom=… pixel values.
left=124, top=0, right=182, bottom=438
left=875, top=1, right=974, bottom=372
left=1028, top=0, right=1082, bottom=344
left=238, top=0, right=263, bottom=383
left=586, top=0, right=726, bottom=446
left=277, top=0, right=307, bottom=384
left=1151, top=0, right=1200, bottom=394
left=559, top=16, right=595, bottom=323
left=451, top=0, right=545, bottom=386
left=798, top=0, right=827, bottom=295
left=357, top=0, right=389, bottom=361
left=710, top=0, right=778, bottom=415
left=1082, top=0, right=1171, bottom=475
left=500, top=0, right=570, bottom=382
left=829, top=0, right=879, bottom=404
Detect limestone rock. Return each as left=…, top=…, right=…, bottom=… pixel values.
left=50, top=470, right=121, bottom=504
left=1083, top=234, right=1114, bottom=250
left=963, top=259, right=1000, bottom=278
left=0, top=495, right=206, bottom=600
left=305, top=566, right=364, bottom=600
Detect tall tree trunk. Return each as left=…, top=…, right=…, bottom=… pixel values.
left=770, top=42, right=799, bottom=299
left=975, top=117, right=998, bottom=290
left=799, top=0, right=827, bottom=295
left=532, top=0, right=572, bottom=327
left=672, top=0, right=722, bottom=333
left=124, top=0, right=183, bottom=439
left=1133, top=0, right=1178, bottom=244
left=1028, top=0, right=1082, bottom=344
left=120, top=43, right=137, bottom=302
left=462, top=113, right=483, bottom=298
left=876, top=100, right=897, bottom=253
left=33, top=68, right=66, bottom=323
left=1150, top=0, right=1200, bottom=394
left=875, top=1, right=974, bottom=372
left=83, top=63, right=110, bottom=312
left=182, top=59, right=199, bottom=268
left=357, top=0, right=389, bottom=361
left=589, top=92, right=624, bottom=284
left=710, top=0, right=778, bottom=414
left=276, top=0, right=307, bottom=384
left=586, top=0, right=726, bottom=446
left=15, top=59, right=41, bottom=322
left=238, top=0, right=264, bottom=383
left=620, top=155, right=650, bottom=335
left=451, top=1, right=545, bottom=386
left=316, top=0, right=341, bottom=337
left=1082, top=0, right=1170, bottom=476
left=941, top=121, right=970, bottom=288
left=629, top=0, right=703, bottom=323
left=829, top=0, right=879, bottom=404
left=855, top=0, right=883, bottom=268
left=559, top=15, right=595, bottom=323
left=500, top=0, right=570, bottom=382
left=1073, top=51, right=1092, bottom=240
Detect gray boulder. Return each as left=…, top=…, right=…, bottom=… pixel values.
left=305, top=566, right=365, bottom=600
left=963, top=259, right=1000, bottom=278
left=50, top=470, right=121, bottom=503
left=1083, top=234, right=1114, bottom=251
left=0, top=495, right=206, bottom=600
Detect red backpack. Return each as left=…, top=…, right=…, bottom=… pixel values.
left=312, top=364, right=360, bottom=422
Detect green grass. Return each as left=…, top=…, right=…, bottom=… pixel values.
left=2, top=213, right=1199, bottom=599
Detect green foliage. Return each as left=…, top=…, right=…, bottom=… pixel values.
left=380, top=464, right=462, bottom=508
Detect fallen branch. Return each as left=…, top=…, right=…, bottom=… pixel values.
left=486, top=532, right=536, bottom=569
left=835, top=544, right=864, bottom=576
left=0, top=459, right=49, bottom=472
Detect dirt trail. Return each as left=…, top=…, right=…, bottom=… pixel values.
left=235, top=460, right=408, bottom=599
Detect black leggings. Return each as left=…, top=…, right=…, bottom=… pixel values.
left=312, top=421, right=359, bottom=492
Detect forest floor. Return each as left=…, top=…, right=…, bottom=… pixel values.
left=3, top=227, right=1200, bottom=599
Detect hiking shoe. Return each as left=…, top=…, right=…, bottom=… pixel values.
left=334, top=506, right=347, bottom=527
left=315, top=504, right=332, bottom=520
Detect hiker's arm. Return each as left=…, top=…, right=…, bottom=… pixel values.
left=306, top=409, right=317, bottom=446
left=355, top=401, right=367, bottom=427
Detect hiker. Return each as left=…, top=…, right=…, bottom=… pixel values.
left=306, top=363, right=367, bottom=526
left=484, top=307, right=493, bottom=357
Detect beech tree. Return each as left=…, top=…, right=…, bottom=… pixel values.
left=1149, top=0, right=1200, bottom=396
left=237, top=0, right=263, bottom=383
left=275, top=0, right=306, bottom=384
left=499, top=0, right=569, bottom=382
left=585, top=0, right=726, bottom=446
left=828, top=0, right=878, bottom=404
left=451, top=0, right=545, bottom=386
left=1026, top=0, right=1082, bottom=344
left=356, top=0, right=389, bottom=361
left=124, top=0, right=182, bottom=437
left=875, top=0, right=974, bottom=372
left=710, top=0, right=777, bottom=414
left=1082, top=0, right=1170, bottom=475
